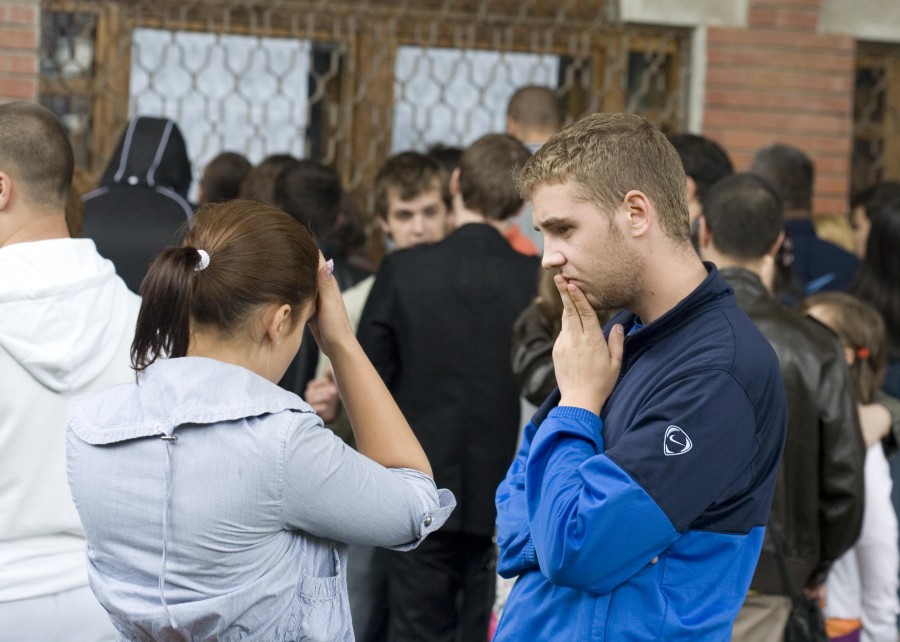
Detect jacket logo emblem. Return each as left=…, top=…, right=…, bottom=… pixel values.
left=664, top=425, right=692, bottom=456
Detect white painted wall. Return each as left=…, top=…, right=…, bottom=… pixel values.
left=820, top=0, right=900, bottom=43
left=619, top=0, right=747, bottom=28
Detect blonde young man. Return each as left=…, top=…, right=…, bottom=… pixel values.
left=493, top=113, right=787, bottom=641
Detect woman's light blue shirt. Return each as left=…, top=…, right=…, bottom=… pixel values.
left=67, top=356, right=455, bottom=641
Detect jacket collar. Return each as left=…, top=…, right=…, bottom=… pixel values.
left=611, top=262, right=734, bottom=363
left=718, top=266, right=769, bottom=302
left=69, top=356, right=313, bottom=445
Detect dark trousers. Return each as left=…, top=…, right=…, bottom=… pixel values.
left=381, top=531, right=496, bottom=642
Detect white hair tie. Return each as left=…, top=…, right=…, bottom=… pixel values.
left=195, top=249, right=210, bottom=271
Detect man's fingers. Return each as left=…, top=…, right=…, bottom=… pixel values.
left=565, top=282, right=600, bottom=332
left=553, top=274, right=582, bottom=331
left=607, top=324, right=625, bottom=371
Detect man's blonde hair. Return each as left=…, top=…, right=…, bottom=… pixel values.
left=516, top=112, right=690, bottom=242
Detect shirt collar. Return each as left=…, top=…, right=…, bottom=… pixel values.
left=69, top=356, right=314, bottom=445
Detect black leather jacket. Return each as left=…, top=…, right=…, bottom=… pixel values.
left=721, top=268, right=865, bottom=595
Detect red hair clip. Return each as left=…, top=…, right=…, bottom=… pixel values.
left=857, top=347, right=871, bottom=360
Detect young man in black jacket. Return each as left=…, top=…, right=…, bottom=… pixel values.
left=698, top=172, right=865, bottom=641
left=358, top=134, right=539, bottom=642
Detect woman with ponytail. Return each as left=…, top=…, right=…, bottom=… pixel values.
left=800, top=292, right=900, bottom=642
left=66, top=200, right=454, bottom=641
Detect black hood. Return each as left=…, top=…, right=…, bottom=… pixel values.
left=98, top=116, right=192, bottom=198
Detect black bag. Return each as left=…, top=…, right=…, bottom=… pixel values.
left=783, top=595, right=828, bottom=642
left=771, top=525, right=828, bottom=642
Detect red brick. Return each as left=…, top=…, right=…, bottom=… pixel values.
left=700, top=130, right=781, bottom=159
left=703, top=128, right=852, bottom=156
left=812, top=157, right=852, bottom=175
left=729, top=152, right=755, bottom=171
left=0, top=4, right=38, bottom=26
left=0, top=51, right=35, bottom=74
left=814, top=196, right=847, bottom=217
left=704, top=110, right=852, bottom=137
left=704, top=89, right=851, bottom=116
left=0, top=27, right=38, bottom=49
left=706, top=67, right=853, bottom=94
left=706, top=47, right=853, bottom=75
left=816, top=175, right=851, bottom=196
left=0, top=75, right=36, bottom=99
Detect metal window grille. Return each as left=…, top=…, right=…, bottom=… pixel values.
left=40, top=0, right=690, bottom=207
left=853, top=43, right=900, bottom=197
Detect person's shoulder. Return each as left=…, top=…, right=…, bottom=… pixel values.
left=377, top=241, right=457, bottom=281
left=668, top=301, right=781, bottom=384
left=751, top=300, right=840, bottom=355
left=68, top=379, right=141, bottom=444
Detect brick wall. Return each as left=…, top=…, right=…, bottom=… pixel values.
left=0, top=0, right=40, bottom=103
left=703, top=0, right=856, bottom=216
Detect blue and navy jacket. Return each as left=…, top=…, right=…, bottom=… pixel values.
left=494, top=265, right=787, bottom=641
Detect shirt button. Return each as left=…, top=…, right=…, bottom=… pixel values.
left=650, top=556, right=659, bottom=565
left=423, top=516, right=433, bottom=527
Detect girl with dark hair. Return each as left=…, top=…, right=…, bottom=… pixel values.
left=801, top=292, right=900, bottom=642
left=850, top=194, right=900, bottom=399
left=66, top=200, right=454, bottom=641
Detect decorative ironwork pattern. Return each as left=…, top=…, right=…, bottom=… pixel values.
left=40, top=0, right=689, bottom=205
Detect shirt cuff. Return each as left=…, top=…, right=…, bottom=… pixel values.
left=384, top=468, right=457, bottom=552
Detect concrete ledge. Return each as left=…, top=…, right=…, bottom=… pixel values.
left=619, top=0, right=747, bottom=28
left=820, top=0, right=900, bottom=43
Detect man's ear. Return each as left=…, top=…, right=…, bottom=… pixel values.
left=697, top=215, right=712, bottom=249
left=449, top=167, right=461, bottom=197
left=685, top=176, right=697, bottom=204
left=622, top=190, right=653, bottom=237
left=0, top=171, right=14, bottom=211
left=377, top=215, right=391, bottom=238
left=766, top=231, right=785, bottom=258
left=506, top=116, right=519, bottom=139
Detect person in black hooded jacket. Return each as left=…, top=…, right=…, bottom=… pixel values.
left=82, top=116, right=194, bottom=293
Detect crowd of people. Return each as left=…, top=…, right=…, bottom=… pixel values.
left=1, top=81, right=900, bottom=642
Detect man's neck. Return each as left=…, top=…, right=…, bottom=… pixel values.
left=633, top=243, right=709, bottom=324
left=0, top=208, right=69, bottom=248
left=453, top=206, right=505, bottom=235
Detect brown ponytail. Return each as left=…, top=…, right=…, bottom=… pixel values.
left=131, top=199, right=319, bottom=372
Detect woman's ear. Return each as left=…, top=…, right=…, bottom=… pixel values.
left=262, top=303, right=293, bottom=344
left=843, top=345, right=855, bottom=368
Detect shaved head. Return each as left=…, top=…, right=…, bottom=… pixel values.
left=507, top=86, right=563, bottom=134
left=0, top=101, right=74, bottom=208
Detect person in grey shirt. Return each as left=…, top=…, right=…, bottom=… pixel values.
left=67, top=199, right=455, bottom=641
